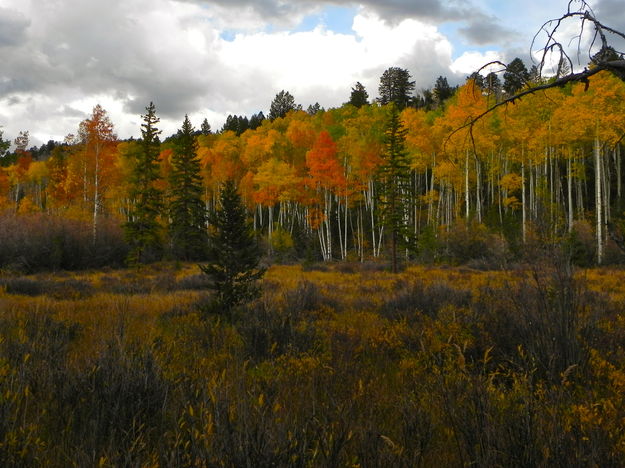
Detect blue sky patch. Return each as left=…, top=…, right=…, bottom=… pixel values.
left=295, top=6, right=359, bottom=35
left=220, top=30, right=237, bottom=42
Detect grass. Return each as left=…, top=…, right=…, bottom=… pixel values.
left=0, top=261, right=624, bottom=466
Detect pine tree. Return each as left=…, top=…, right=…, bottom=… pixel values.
left=348, top=82, right=369, bottom=108
left=200, top=118, right=212, bottom=135
left=201, top=180, right=265, bottom=314
left=378, top=104, right=412, bottom=273
left=169, top=115, right=207, bottom=260
left=378, top=67, right=415, bottom=110
left=124, top=102, right=164, bottom=264
left=503, top=57, right=530, bottom=95
left=466, top=72, right=485, bottom=89
left=0, top=129, right=10, bottom=159
left=222, top=115, right=250, bottom=136
left=433, top=75, right=454, bottom=106
left=307, top=102, right=323, bottom=115
left=485, top=72, right=502, bottom=98
left=269, top=90, right=299, bottom=121
left=249, top=112, right=265, bottom=130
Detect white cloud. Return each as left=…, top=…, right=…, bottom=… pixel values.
left=217, top=10, right=454, bottom=107
left=0, top=0, right=555, bottom=147
left=450, top=50, right=503, bottom=76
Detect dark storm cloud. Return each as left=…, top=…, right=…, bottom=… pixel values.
left=188, top=0, right=473, bottom=23
left=0, top=8, right=30, bottom=47
left=458, top=13, right=519, bottom=46
left=343, top=0, right=468, bottom=22
left=594, top=0, right=625, bottom=26
left=56, top=106, right=88, bottom=118
left=188, top=0, right=520, bottom=45
left=594, top=0, right=625, bottom=52
left=0, top=0, right=226, bottom=120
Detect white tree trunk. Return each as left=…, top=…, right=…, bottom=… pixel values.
left=522, top=158, right=526, bottom=243
left=92, top=144, right=100, bottom=246
left=567, top=152, right=573, bottom=233
left=465, top=150, right=470, bottom=220
left=595, top=135, right=603, bottom=264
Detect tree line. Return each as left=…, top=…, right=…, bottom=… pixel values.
left=1, top=58, right=625, bottom=269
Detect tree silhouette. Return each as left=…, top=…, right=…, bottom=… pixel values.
left=169, top=115, right=207, bottom=260
left=348, top=82, right=369, bottom=108
left=201, top=179, right=265, bottom=315
left=503, top=58, right=530, bottom=95
left=269, top=90, right=299, bottom=121
left=378, top=67, right=415, bottom=110
left=378, top=104, right=412, bottom=273
left=200, top=118, right=212, bottom=135
left=124, top=102, right=163, bottom=264
left=433, top=75, right=454, bottom=107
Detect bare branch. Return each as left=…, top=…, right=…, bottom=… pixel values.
left=449, top=2, right=625, bottom=146
left=446, top=64, right=620, bottom=145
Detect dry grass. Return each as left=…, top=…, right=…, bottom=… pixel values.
left=0, top=261, right=624, bottom=466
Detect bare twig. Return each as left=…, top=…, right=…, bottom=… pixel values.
left=447, top=1, right=625, bottom=149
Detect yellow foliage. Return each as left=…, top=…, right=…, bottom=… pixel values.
left=499, top=173, right=523, bottom=192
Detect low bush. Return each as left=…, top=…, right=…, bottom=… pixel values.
left=0, top=213, right=128, bottom=272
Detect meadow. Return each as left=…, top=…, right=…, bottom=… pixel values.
left=1, top=260, right=624, bottom=467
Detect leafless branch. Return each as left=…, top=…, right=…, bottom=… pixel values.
left=447, top=0, right=625, bottom=150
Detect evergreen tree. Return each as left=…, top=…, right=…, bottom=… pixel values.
left=307, top=102, right=323, bottom=115
left=377, top=104, right=412, bottom=273
left=503, top=57, right=530, bottom=95
left=528, top=65, right=541, bottom=84
left=169, top=115, right=207, bottom=260
left=269, top=90, right=299, bottom=121
left=433, top=75, right=454, bottom=106
left=221, top=115, right=234, bottom=133
left=378, top=67, right=415, bottom=110
left=0, top=129, right=9, bottom=159
left=200, top=118, right=212, bottom=135
left=249, top=112, right=265, bottom=130
left=466, top=72, right=485, bottom=89
left=201, top=180, right=265, bottom=314
left=348, top=82, right=369, bottom=107
left=591, top=45, right=622, bottom=64
left=485, top=72, right=502, bottom=98
left=124, top=102, right=164, bottom=264
left=222, top=115, right=247, bottom=135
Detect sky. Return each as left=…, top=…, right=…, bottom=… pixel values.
left=0, top=0, right=623, bottom=147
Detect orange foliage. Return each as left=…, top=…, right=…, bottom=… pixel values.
left=306, top=131, right=345, bottom=192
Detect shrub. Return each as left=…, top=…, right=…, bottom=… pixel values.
left=0, top=213, right=128, bottom=272
left=379, top=280, right=471, bottom=320
left=440, top=221, right=509, bottom=266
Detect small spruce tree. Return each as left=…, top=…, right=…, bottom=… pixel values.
left=378, top=104, right=413, bottom=273
left=169, top=115, right=207, bottom=260
left=124, top=102, right=164, bottom=264
left=201, top=179, right=265, bottom=315
left=200, top=118, right=212, bottom=135
left=348, top=81, right=369, bottom=108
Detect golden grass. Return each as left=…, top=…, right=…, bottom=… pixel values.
left=0, top=261, right=624, bottom=466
